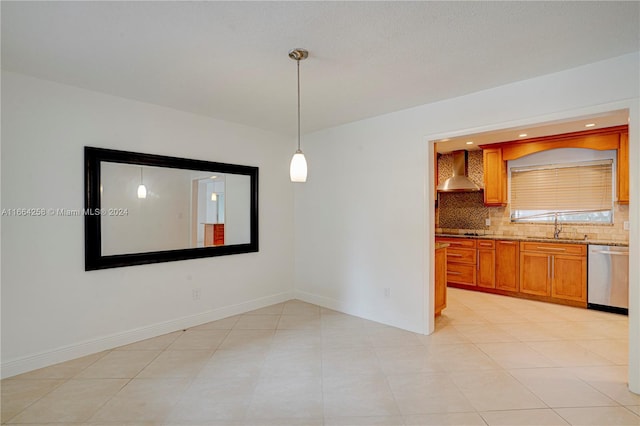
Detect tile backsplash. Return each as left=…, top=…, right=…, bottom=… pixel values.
left=435, top=151, right=629, bottom=243
left=438, top=191, right=488, bottom=229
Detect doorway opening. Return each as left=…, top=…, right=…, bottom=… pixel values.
left=426, top=106, right=637, bottom=394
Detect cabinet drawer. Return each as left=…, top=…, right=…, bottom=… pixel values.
left=436, top=238, right=476, bottom=248
left=520, top=242, right=586, bottom=256
left=446, top=263, right=476, bottom=286
left=477, top=239, right=495, bottom=249
left=446, top=248, right=476, bottom=264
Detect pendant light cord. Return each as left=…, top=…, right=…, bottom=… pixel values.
left=297, top=59, right=301, bottom=151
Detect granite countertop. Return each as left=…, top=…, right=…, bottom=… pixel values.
left=435, top=233, right=628, bottom=247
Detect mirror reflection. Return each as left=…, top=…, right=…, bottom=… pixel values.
left=85, top=147, right=258, bottom=270
left=100, top=163, right=251, bottom=255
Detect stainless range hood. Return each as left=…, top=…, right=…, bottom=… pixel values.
left=437, top=150, right=482, bottom=192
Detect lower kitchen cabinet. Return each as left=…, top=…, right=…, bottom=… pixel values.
left=519, top=242, right=587, bottom=306
left=434, top=245, right=447, bottom=316
left=495, top=240, right=519, bottom=291
left=477, top=240, right=495, bottom=288
left=436, top=237, right=477, bottom=287
left=435, top=236, right=588, bottom=308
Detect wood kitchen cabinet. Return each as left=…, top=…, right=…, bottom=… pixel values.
left=435, top=238, right=476, bottom=287
left=434, top=245, right=447, bottom=316
left=551, top=254, right=587, bottom=302
left=520, top=251, right=552, bottom=297
left=618, top=131, right=629, bottom=204
left=519, top=242, right=587, bottom=306
left=480, top=126, right=629, bottom=206
left=495, top=240, right=519, bottom=292
left=477, top=240, right=495, bottom=288
left=482, top=148, right=507, bottom=206
left=434, top=236, right=588, bottom=308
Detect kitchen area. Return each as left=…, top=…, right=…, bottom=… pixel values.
left=434, top=111, right=630, bottom=317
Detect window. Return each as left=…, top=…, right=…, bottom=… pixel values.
left=510, top=160, right=613, bottom=223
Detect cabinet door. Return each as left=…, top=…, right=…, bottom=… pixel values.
left=434, top=247, right=447, bottom=315
left=477, top=249, right=495, bottom=288
left=551, top=254, right=587, bottom=303
left=496, top=241, right=519, bottom=291
left=520, top=252, right=550, bottom=296
left=483, top=148, right=506, bottom=206
left=618, top=131, right=629, bottom=204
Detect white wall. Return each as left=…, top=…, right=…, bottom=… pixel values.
left=0, top=71, right=295, bottom=377
left=293, top=53, right=640, bottom=390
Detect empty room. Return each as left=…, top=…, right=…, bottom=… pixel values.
left=1, top=2, right=639, bottom=425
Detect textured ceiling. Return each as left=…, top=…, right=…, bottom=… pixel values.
left=2, top=1, right=639, bottom=136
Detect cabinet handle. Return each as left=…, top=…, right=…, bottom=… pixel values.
left=448, top=254, right=462, bottom=257
left=500, top=241, right=516, bottom=245
left=551, top=255, right=555, bottom=279
left=479, top=243, right=491, bottom=247
left=537, top=246, right=565, bottom=252
left=547, top=256, right=551, bottom=279
left=477, top=251, right=480, bottom=270
left=448, top=271, right=462, bottom=276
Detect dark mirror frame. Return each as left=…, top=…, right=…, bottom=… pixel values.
left=84, top=147, right=259, bottom=271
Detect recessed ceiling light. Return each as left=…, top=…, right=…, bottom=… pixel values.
left=585, top=123, right=596, bottom=128
left=466, top=141, right=474, bottom=145
left=210, top=175, right=218, bottom=179
left=519, top=133, right=528, bottom=138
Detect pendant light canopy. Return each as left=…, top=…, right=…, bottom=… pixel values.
left=289, top=48, right=308, bottom=183
left=137, top=167, right=147, bottom=199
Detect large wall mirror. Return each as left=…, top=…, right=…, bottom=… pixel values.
left=85, top=147, right=258, bottom=270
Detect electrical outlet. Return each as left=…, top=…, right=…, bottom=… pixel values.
left=192, top=288, right=201, bottom=300
left=384, top=288, right=391, bottom=298
left=485, top=218, right=491, bottom=226
left=624, top=221, right=630, bottom=231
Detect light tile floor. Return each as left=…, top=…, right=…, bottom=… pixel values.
left=2, top=288, right=639, bottom=425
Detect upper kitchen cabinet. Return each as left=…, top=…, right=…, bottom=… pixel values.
left=618, top=131, right=629, bottom=204
left=483, top=148, right=507, bottom=206
left=480, top=125, right=629, bottom=206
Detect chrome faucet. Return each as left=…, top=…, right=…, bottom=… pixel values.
left=553, top=213, right=563, bottom=239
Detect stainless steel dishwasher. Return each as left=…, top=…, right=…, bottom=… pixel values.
left=588, top=245, right=629, bottom=315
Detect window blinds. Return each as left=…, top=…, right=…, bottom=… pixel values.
left=510, top=160, right=613, bottom=214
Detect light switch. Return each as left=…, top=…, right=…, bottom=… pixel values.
left=624, top=221, right=630, bottom=231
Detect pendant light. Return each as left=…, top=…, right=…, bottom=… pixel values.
left=137, top=167, right=147, bottom=199
left=289, top=48, right=308, bottom=182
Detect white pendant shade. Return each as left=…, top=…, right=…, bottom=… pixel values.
left=137, top=184, right=147, bottom=199
left=211, top=193, right=217, bottom=201
left=290, top=150, right=307, bottom=182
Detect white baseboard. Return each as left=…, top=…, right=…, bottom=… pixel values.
left=1, top=291, right=294, bottom=379
left=294, top=289, right=355, bottom=315
left=294, top=289, right=386, bottom=326
left=294, top=289, right=425, bottom=335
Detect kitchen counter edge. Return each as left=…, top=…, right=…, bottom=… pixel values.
left=435, top=234, right=628, bottom=247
